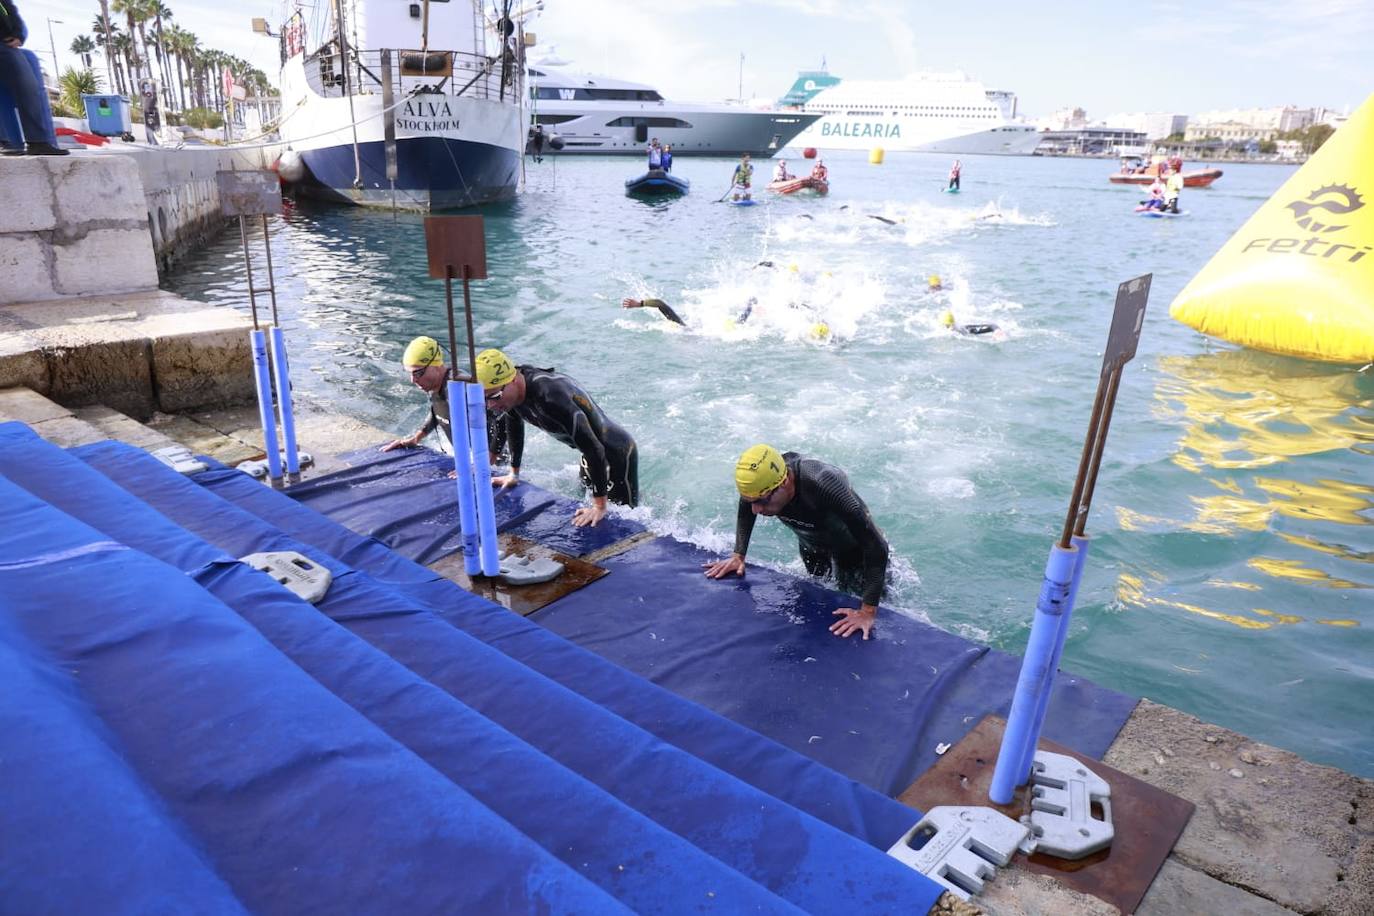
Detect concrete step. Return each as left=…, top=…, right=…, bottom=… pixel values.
left=0, top=386, right=111, bottom=448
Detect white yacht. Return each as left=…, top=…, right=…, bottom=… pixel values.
left=275, top=0, right=526, bottom=210
left=779, top=68, right=1042, bottom=155
left=528, top=68, right=819, bottom=157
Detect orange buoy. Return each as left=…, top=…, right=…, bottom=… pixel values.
left=802, top=147, right=817, bottom=159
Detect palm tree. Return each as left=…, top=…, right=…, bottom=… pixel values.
left=91, top=13, right=123, bottom=94
left=164, top=25, right=195, bottom=112
left=112, top=32, right=137, bottom=97
left=110, top=0, right=143, bottom=83
left=59, top=67, right=103, bottom=114
left=70, top=35, right=97, bottom=69
left=148, top=1, right=175, bottom=111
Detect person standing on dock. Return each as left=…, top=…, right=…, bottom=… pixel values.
left=705, top=445, right=890, bottom=640
left=476, top=348, right=639, bottom=527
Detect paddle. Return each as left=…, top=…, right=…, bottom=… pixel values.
left=716, top=183, right=739, bottom=203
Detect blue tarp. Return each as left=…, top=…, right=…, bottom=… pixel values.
left=281, top=445, right=1139, bottom=797
left=27, top=429, right=945, bottom=912
left=279, top=446, right=647, bottom=560
left=0, top=472, right=626, bottom=915
left=159, top=448, right=922, bottom=850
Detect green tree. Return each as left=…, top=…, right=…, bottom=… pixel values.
left=59, top=67, right=103, bottom=116
left=70, top=35, right=97, bottom=69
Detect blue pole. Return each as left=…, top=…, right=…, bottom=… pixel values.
left=447, top=379, right=481, bottom=575
left=465, top=383, right=501, bottom=576
left=989, top=541, right=1079, bottom=804
left=268, top=327, right=299, bottom=475
left=250, top=329, right=282, bottom=480
left=1014, top=534, right=1091, bottom=781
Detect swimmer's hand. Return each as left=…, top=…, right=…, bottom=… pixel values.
left=491, top=473, right=518, bottom=492
left=703, top=554, right=746, bottom=579
left=572, top=496, right=608, bottom=527
left=830, top=604, right=877, bottom=640
left=621, top=297, right=644, bottom=309
left=381, top=432, right=422, bottom=452
left=447, top=469, right=457, bottom=479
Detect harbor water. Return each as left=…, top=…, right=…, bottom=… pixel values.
left=166, top=151, right=1374, bottom=778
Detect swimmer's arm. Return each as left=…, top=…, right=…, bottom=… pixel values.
left=382, top=410, right=437, bottom=450
left=817, top=469, right=890, bottom=608
left=506, top=412, right=525, bottom=474
left=622, top=297, right=685, bottom=326
left=705, top=500, right=754, bottom=578
left=568, top=410, right=611, bottom=497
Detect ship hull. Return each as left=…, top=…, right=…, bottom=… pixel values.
left=296, top=137, right=520, bottom=211
left=789, top=118, right=1043, bottom=155
left=531, top=106, right=818, bottom=158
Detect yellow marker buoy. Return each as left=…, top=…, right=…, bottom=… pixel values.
left=1169, top=93, right=1374, bottom=364
left=869, top=147, right=885, bottom=165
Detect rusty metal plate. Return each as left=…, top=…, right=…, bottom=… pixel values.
left=1100, top=273, right=1151, bottom=377
left=428, top=533, right=606, bottom=616
left=216, top=170, right=283, bottom=216
left=424, top=216, right=488, bottom=279
left=897, top=715, right=1193, bottom=915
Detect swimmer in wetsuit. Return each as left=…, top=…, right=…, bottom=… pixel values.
left=704, top=444, right=890, bottom=640
left=621, top=296, right=756, bottom=327
left=940, top=310, right=999, bottom=336
left=477, top=348, right=638, bottom=527
left=380, top=335, right=511, bottom=473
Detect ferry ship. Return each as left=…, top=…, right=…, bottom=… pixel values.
left=779, top=68, right=1042, bottom=155
left=275, top=0, right=526, bottom=210
left=528, top=68, right=819, bottom=157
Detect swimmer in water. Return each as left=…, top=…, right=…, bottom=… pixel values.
left=927, top=275, right=944, bottom=292
left=940, top=310, right=999, bottom=336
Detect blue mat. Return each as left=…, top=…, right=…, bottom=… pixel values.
left=46, top=433, right=944, bottom=912
left=170, top=448, right=921, bottom=850
left=284, top=444, right=1139, bottom=798
left=534, top=537, right=1140, bottom=796
left=0, top=472, right=624, bottom=914
left=281, top=446, right=646, bottom=560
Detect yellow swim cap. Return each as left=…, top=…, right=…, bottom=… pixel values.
left=475, top=348, right=516, bottom=388
left=403, top=336, right=443, bottom=369
left=735, top=444, right=787, bottom=499
left=810, top=322, right=831, bottom=340
left=940, top=310, right=955, bottom=328
left=788, top=263, right=800, bottom=273
left=928, top=275, right=942, bottom=288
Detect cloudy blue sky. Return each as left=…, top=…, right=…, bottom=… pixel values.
left=34, top=0, right=1374, bottom=118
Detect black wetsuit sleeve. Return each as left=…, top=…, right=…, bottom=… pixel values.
left=419, top=410, right=438, bottom=437
left=569, top=411, right=610, bottom=496
left=813, top=467, right=889, bottom=606
left=506, top=412, right=525, bottom=469
left=643, top=298, right=686, bottom=326
left=733, top=499, right=757, bottom=557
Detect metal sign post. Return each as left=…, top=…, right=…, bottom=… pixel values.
left=424, top=216, right=500, bottom=577
left=217, top=170, right=300, bottom=484
left=989, top=274, right=1151, bottom=805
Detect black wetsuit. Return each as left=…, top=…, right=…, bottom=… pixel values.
left=733, top=452, right=889, bottom=605
left=955, top=323, right=998, bottom=336
left=641, top=298, right=687, bottom=326
left=418, top=384, right=511, bottom=461
left=504, top=366, right=638, bottom=506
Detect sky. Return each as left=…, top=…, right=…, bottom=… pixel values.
left=29, top=0, right=1374, bottom=119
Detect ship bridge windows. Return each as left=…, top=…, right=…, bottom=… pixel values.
left=534, top=87, right=664, bottom=101
left=606, top=116, right=693, bottom=128
left=535, top=114, right=581, bottom=125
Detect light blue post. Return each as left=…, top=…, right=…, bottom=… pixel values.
left=989, top=541, right=1079, bottom=804
left=250, top=329, right=282, bottom=480
left=1014, top=534, right=1092, bottom=781
left=465, top=383, right=501, bottom=576
left=268, top=327, right=299, bottom=474
left=446, top=379, right=481, bottom=575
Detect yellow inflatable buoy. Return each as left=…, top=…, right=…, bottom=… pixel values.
left=869, top=147, right=885, bottom=165
left=1169, top=92, right=1374, bottom=364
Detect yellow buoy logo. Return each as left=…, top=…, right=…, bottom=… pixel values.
left=1284, top=184, right=1364, bottom=233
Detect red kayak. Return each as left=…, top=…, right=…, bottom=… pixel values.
left=766, top=176, right=829, bottom=196
left=1109, top=168, right=1222, bottom=188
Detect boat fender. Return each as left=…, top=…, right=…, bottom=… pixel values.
left=276, top=149, right=306, bottom=183
left=548, top=134, right=565, bottom=151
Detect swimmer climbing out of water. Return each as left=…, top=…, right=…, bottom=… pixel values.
left=704, top=444, right=890, bottom=640
left=476, top=348, right=639, bottom=527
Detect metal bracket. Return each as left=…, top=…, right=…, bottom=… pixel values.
left=150, top=445, right=208, bottom=476
left=237, top=451, right=314, bottom=479
left=887, top=806, right=1031, bottom=901
left=240, top=551, right=333, bottom=604
left=1024, top=751, right=1115, bottom=859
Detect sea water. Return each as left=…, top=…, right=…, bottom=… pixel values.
left=167, top=151, right=1374, bottom=777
